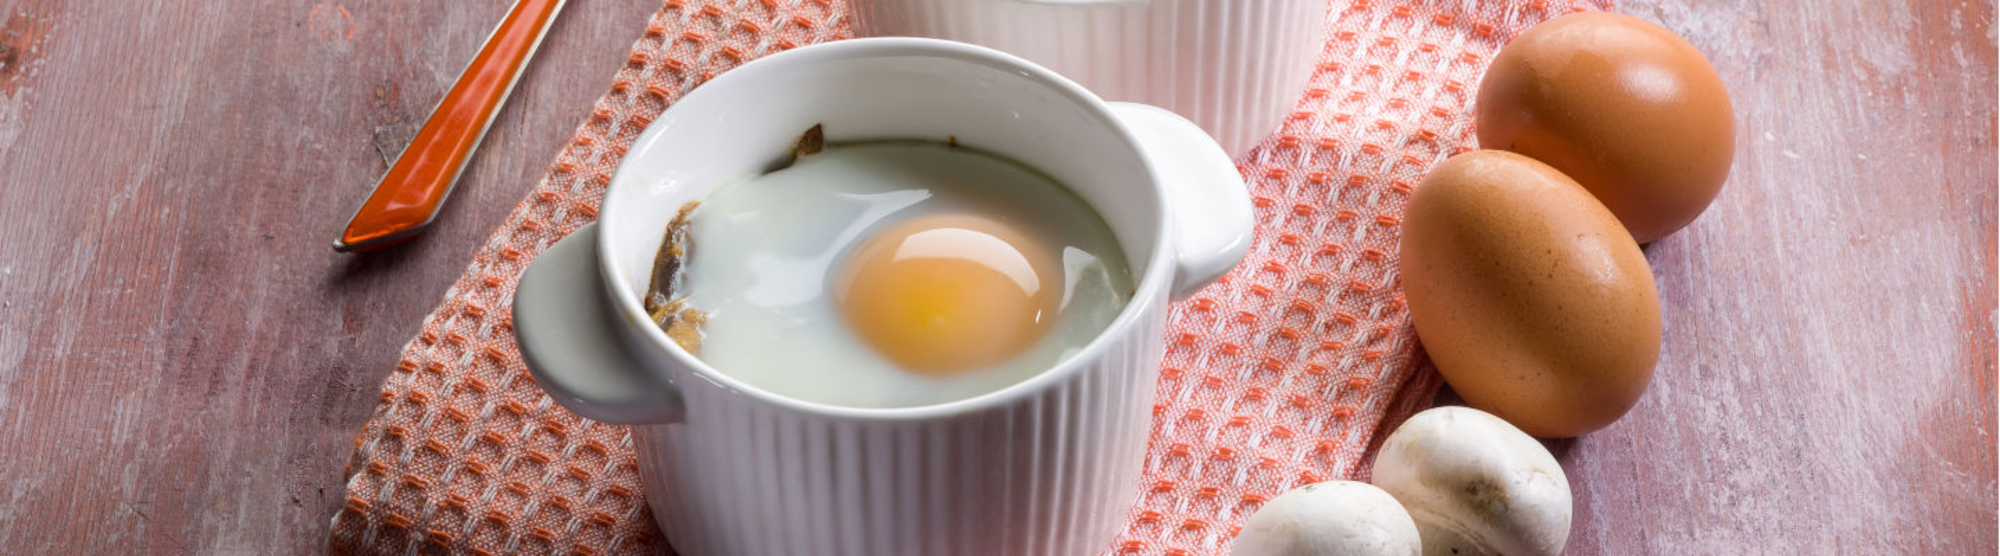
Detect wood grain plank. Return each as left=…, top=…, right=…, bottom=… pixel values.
left=1559, top=0, right=1998, bottom=553
left=0, top=0, right=655, bottom=553
left=0, top=0, right=1990, bottom=553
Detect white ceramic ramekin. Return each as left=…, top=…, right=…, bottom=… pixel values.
left=850, top=0, right=1327, bottom=157
left=511, top=38, right=1253, bottom=555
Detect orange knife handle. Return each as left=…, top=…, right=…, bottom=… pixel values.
left=335, top=0, right=568, bottom=252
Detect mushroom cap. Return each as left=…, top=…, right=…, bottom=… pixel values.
left=1371, top=407, right=1572, bottom=556
left=1233, top=480, right=1421, bottom=556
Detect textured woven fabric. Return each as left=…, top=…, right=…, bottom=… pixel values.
left=328, top=1, right=1607, bottom=554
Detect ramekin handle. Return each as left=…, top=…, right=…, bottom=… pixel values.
left=513, top=223, right=683, bottom=424
left=1109, top=102, right=1255, bottom=300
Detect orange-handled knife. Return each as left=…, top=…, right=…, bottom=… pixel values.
left=334, top=0, right=568, bottom=253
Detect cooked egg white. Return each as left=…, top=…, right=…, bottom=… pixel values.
left=679, top=141, right=1133, bottom=408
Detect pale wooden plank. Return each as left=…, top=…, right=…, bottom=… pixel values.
left=0, top=0, right=1990, bottom=553
left=1561, top=0, right=1997, bottom=552
left=0, top=0, right=656, bottom=552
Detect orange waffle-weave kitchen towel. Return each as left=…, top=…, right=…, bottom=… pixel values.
left=328, top=0, right=1609, bottom=553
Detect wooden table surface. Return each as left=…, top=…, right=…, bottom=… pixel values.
left=0, top=0, right=1991, bottom=553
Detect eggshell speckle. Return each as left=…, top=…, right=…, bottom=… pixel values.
left=1399, top=150, right=1660, bottom=438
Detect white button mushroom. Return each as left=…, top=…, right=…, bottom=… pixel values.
left=1233, top=480, right=1421, bottom=556
left=1370, top=406, right=1572, bottom=556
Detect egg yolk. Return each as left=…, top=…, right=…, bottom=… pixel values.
left=837, top=214, right=1059, bottom=375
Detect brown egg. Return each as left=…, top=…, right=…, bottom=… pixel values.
left=1401, top=150, right=1660, bottom=438
left=1476, top=12, right=1734, bottom=244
